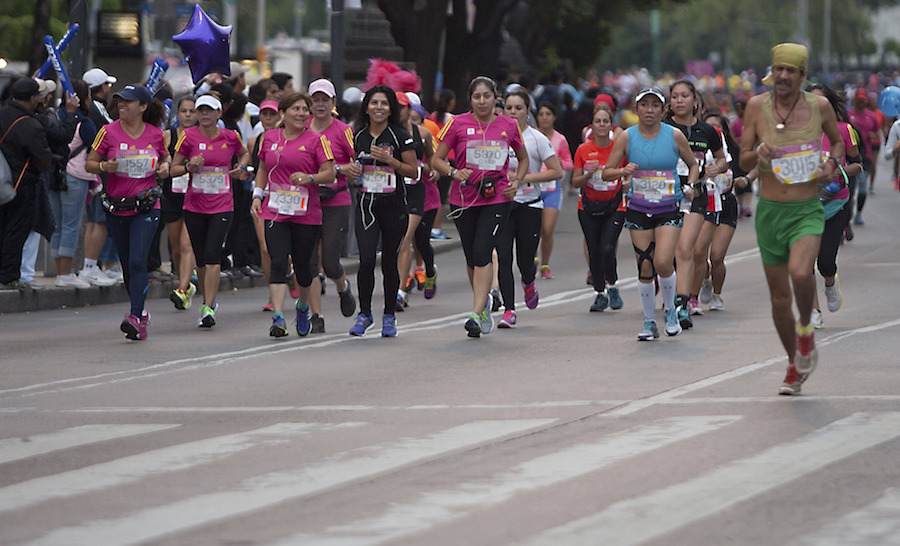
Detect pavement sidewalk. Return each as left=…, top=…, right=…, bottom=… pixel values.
left=0, top=226, right=460, bottom=315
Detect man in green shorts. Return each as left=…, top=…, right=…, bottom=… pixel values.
left=739, top=43, right=844, bottom=395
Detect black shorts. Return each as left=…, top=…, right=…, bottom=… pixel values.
left=405, top=182, right=426, bottom=216
left=625, top=208, right=683, bottom=230
left=183, top=210, right=233, bottom=266
left=704, top=192, right=738, bottom=228
left=689, top=193, right=708, bottom=214
left=160, top=191, right=185, bottom=224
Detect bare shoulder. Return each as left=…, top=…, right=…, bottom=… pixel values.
left=746, top=93, right=767, bottom=112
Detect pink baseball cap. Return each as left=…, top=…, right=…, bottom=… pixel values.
left=308, top=79, right=336, bottom=98
left=259, top=99, right=280, bottom=113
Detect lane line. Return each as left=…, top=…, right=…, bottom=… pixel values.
left=0, top=422, right=363, bottom=514
left=270, top=415, right=742, bottom=546
left=790, top=487, right=900, bottom=546
left=521, top=412, right=900, bottom=546
left=22, top=419, right=555, bottom=546
left=0, top=424, right=178, bottom=465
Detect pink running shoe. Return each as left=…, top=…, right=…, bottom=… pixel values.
left=540, top=265, right=553, bottom=279
left=498, top=309, right=517, bottom=328
left=120, top=314, right=143, bottom=340
left=522, top=278, right=539, bottom=309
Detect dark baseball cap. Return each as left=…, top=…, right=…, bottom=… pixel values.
left=114, top=84, right=152, bottom=104
left=10, top=78, right=40, bottom=100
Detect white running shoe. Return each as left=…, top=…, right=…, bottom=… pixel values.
left=698, top=278, right=713, bottom=304
left=103, top=264, right=124, bottom=282
left=825, top=275, right=842, bottom=312
left=79, top=266, right=116, bottom=287
left=811, top=308, right=824, bottom=329
left=708, top=294, right=724, bottom=311
left=55, top=274, right=91, bottom=289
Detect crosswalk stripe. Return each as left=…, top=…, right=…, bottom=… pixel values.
left=23, top=419, right=555, bottom=546
left=269, top=415, right=742, bottom=546
left=0, top=424, right=178, bottom=465
left=789, top=487, right=900, bottom=546
left=0, top=422, right=363, bottom=514
left=521, top=412, right=900, bottom=546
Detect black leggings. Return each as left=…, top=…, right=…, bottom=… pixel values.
left=265, top=221, right=320, bottom=287
left=414, top=208, right=437, bottom=277
left=452, top=202, right=511, bottom=268
left=355, top=193, right=409, bottom=316
left=496, top=203, right=541, bottom=311
left=579, top=208, right=625, bottom=292
left=311, top=205, right=349, bottom=280
left=183, top=210, right=233, bottom=266
left=818, top=201, right=851, bottom=278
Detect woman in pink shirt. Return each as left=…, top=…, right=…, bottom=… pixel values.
left=432, top=76, right=529, bottom=338
left=171, top=94, right=251, bottom=328
left=86, top=84, right=171, bottom=341
left=251, top=92, right=336, bottom=338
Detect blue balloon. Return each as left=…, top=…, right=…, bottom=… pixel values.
left=172, top=5, right=232, bottom=85
left=878, top=86, right=900, bottom=117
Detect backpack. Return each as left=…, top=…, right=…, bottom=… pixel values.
left=0, top=116, right=30, bottom=205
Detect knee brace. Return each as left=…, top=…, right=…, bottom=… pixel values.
left=633, top=242, right=656, bottom=281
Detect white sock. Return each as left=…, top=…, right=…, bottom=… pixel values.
left=638, top=281, right=656, bottom=321
left=658, top=273, right=677, bottom=311
left=83, top=259, right=97, bottom=270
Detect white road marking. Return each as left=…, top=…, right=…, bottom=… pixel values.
left=270, top=415, right=742, bottom=546
left=0, top=422, right=362, bottom=513
left=790, top=487, right=900, bottom=545
left=22, top=419, right=555, bottom=546
left=0, top=424, right=178, bottom=465
left=521, top=412, right=900, bottom=546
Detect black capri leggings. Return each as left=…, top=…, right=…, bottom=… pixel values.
left=355, top=193, right=409, bottom=316
left=579, top=207, right=625, bottom=292
left=496, top=203, right=542, bottom=311
left=414, top=208, right=437, bottom=277
left=817, top=200, right=851, bottom=279
left=451, top=201, right=511, bottom=268
left=265, top=221, right=320, bottom=287
left=310, top=205, right=349, bottom=280
left=183, top=210, right=233, bottom=266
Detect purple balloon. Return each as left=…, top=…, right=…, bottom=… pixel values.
left=172, top=5, right=232, bottom=84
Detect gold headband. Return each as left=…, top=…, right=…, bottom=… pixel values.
left=762, top=43, right=809, bottom=84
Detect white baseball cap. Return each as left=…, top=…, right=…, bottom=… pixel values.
left=405, top=92, right=421, bottom=106
left=83, top=68, right=117, bottom=88
left=195, top=95, right=223, bottom=110
left=634, top=87, right=666, bottom=104
left=342, top=86, right=363, bottom=104
left=308, top=79, right=336, bottom=98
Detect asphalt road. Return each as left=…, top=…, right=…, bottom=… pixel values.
left=2, top=166, right=900, bottom=545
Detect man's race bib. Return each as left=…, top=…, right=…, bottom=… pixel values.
left=268, top=183, right=308, bottom=216
left=115, top=149, right=157, bottom=178
left=360, top=165, right=396, bottom=193
left=465, top=140, right=507, bottom=171
left=192, top=167, right=230, bottom=194
left=171, top=174, right=189, bottom=194
left=771, top=142, right=821, bottom=185
left=631, top=170, right=677, bottom=202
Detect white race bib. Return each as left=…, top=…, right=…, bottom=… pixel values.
left=631, top=170, right=677, bottom=202
left=465, top=140, right=506, bottom=171
left=192, top=167, right=230, bottom=194
left=171, top=174, right=189, bottom=194
left=587, top=168, right=609, bottom=191
left=268, top=184, right=309, bottom=216
left=360, top=165, right=397, bottom=193
left=115, top=149, right=157, bottom=178
left=771, top=142, right=821, bottom=185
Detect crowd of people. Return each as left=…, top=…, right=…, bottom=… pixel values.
left=0, top=41, right=892, bottom=395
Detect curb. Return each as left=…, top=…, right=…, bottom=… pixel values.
left=1, top=233, right=460, bottom=315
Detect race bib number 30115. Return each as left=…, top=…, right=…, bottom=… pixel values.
left=771, top=142, right=821, bottom=185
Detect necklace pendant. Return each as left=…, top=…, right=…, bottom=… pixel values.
left=776, top=123, right=785, bottom=131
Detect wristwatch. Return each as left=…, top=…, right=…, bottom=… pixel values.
left=335, top=164, right=342, bottom=175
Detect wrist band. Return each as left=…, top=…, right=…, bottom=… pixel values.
left=252, top=187, right=265, bottom=201
left=99, top=161, right=105, bottom=173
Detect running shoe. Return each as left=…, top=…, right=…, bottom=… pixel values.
left=295, top=301, right=311, bottom=336
left=586, top=270, right=593, bottom=286
left=120, top=313, right=142, bottom=340
left=854, top=213, right=864, bottom=225
left=262, top=301, right=274, bottom=312
left=349, top=312, right=375, bottom=336
left=287, top=271, right=299, bottom=299
left=404, top=273, right=416, bottom=292
left=464, top=312, right=482, bottom=338
left=677, top=305, right=693, bottom=329
left=699, top=278, right=713, bottom=304
left=198, top=303, right=217, bottom=328
left=339, top=284, right=357, bottom=317
left=794, top=325, right=818, bottom=374
left=480, top=292, right=495, bottom=334
left=825, top=275, right=842, bottom=312
left=430, top=228, right=450, bottom=240
left=590, top=292, right=609, bottom=312
left=139, top=310, right=150, bottom=339
left=381, top=314, right=398, bottom=337
left=239, top=265, right=264, bottom=278
left=498, top=309, right=517, bottom=328
left=78, top=267, right=116, bottom=287
left=709, top=294, right=724, bottom=311
left=148, top=268, right=174, bottom=282
left=522, top=279, right=539, bottom=309
left=310, top=313, right=325, bottom=333
left=844, top=225, right=854, bottom=242
left=608, top=285, right=623, bottom=310
left=540, top=264, right=553, bottom=279
left=665, top=306, right=683, bottom=336
left=637, top=320, right=659, bottom=341
left=811, top=308, right=824, bottom=329
left=423, top=268, right=437, bottom=299
left=270, top=312, right=288, bottom=337
left=395, top=291, right=409, bottom=312
left=739, top=206, right=752, bottom=218
left=415, top=266, right=426, bottom=289
left=778, top=363, right=807, bottom=395
left=688, top=296, right=703, bottom=316
left=490, top=288, right=502, bottom=312
left=104, top=264, right=124, bottom=283
left=55, top=274, right=91, bottom=289
left=169, top=283, right=196, bottom=310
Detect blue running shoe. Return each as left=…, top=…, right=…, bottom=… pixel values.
left=608, top=285, right=623, bottom=310
left=270, top=312, right=288, bottom=337
left=295, top=301, right=311, bottom=336
left=382, top=314, right=397, bottom=337
left=666, top=306, right=682, bottom=336
left=637, top=320, right=659, bottom=341
left=349, top=312, right=375, bottom=336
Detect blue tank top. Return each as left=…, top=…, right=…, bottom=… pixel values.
left=626, top=124, right=683, bottom=213
left=626, top=124, right=680, bottom=171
